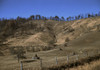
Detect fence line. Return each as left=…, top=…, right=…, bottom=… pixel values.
left=19, top=50, right=100, bottom=70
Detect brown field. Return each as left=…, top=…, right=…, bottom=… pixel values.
left=69, top=59, right=100, bottom=70
left=0, top=17, right=100, bottom=70
left=0, top=46, right=100, bottom=70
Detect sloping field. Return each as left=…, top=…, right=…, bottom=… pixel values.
left=69, top=59, right=100, bottom=70
left=0, top=17, right=100, bottom=70
left=69, top=32, right=100, bottom=47
left=2, top=16, right=100, bottom=48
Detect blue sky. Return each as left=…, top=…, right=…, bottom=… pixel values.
left=0, top=0, right=100, bottom=19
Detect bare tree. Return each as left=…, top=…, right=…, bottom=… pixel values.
left=55, top=16, right=59, bottom=21
left=36, top=15, right=41, bottom=20
left=9, top=47, right=26, bottom=62
left=29, top=15, right=34, bottom=20
left=61, top=16, right=65, bottom=21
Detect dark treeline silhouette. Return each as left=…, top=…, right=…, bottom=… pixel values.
left=0, top=11, right=100, bottom=22
left=0, top=12, right=100, bottom=25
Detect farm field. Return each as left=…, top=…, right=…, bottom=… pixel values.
left=0, top=0, right=100, bottom=70
left=69, top=59, right=100, bottom=70
left=0, top=16, right=100, bottom=70
left=0, top=46, right=100, bottom=70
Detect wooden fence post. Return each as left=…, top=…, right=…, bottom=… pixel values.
left=40, top=59, right=42, bottom=70
left=56, top=57, right=58, bottom=65
left=67, top=55, right=69, bottom=63
left=76, top=55, right=79, bottom=60
left=83, top=53, right=86, bottom=57
left=67, top=55, right=69, bottom=70
left=20, top=61, right=23, bottom=70
left=86, top=52, right=88, bottom=57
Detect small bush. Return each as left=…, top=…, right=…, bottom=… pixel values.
left=0, top=51, right=4, bottom=56
left=9, top=46, right=26, bottom=62
left=9, top=47, right=17, bottom=55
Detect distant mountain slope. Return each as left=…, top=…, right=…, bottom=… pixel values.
left=0, top=16, right=100, bottom=51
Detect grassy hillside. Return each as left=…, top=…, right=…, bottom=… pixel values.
left=0, top=17, right=100, bottom=70
left=69, top=32, right=100, bottom=47
left=0, top=16, right=100, bottom=55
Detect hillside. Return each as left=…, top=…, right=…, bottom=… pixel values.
left=0, top=16, right=100, bottom=70
left=0, top=16, right=100, bottom=55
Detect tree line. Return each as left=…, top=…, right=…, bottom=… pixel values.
left=0, top=11, right=100, bottom=39
left=0, top=11, right=100, bottom=24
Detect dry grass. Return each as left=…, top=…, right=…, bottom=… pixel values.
left=2, top=16, right=100, bottom=48
left=1, top=17, right=100, bottom=70
left=69, top=59, right=100, bottom=70
left=0, top=47, right=99, bottom=70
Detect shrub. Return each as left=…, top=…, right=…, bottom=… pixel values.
left=0, top=51, right=4, bottom=56
left=9, top=46, right=26, bottom=62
